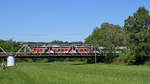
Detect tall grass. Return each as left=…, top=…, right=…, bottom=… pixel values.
left=0, top=62, right=150, bottom=84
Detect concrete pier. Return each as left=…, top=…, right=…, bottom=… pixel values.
left=7, top=56, right=15, bottom=67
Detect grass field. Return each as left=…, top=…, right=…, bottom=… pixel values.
left=0, top=62, right=150, bottom=84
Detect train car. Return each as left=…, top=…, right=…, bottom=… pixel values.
left=32, top=47, right=50, bottom=53
left=32, top=46, right=91, bottom=54
left=76, top=47, right=90, bottom=53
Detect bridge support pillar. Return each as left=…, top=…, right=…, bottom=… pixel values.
left=7, top=56, right=15, bottom=67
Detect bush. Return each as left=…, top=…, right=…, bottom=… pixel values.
left=116, top=53, right=136, bottom=64
left=144, top=61, right=150, bottom=66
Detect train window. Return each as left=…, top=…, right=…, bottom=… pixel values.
left=45, top=48, right=49, bottom=51
left=61, top=49, right=64, bottom=51
left=72, top=47, right=75, bottom=50
left=58, top=49, right=60, bottom=51
left=84, top=49, right=87, bottom=51
left=40, top=49, right=43, bottom=51
left=32, top=48, right=37, bottom=52
left=65, top=49, right=68, bottom=51
left=80, top=49, right=83, bottom=51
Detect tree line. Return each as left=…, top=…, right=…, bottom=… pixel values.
left=85, top=7, right=150, bottom=64
left=0, top=40, right=20, bottom=52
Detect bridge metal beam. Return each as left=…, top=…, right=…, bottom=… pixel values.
left=16, top=44, right=33, bottom=56
left=0, top=47, right=7, bottom=55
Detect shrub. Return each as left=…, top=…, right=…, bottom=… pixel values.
left=116, top=53, right=136, bottom=64
left=144, top=61, right=150, bottom=66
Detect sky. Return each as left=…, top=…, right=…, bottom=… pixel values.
left=0, top=0, right=150, bottom=42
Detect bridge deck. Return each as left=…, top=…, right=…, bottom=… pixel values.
left=0, top=53, right=104, bottom=58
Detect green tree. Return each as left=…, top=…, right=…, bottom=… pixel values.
left=85, top=23, right=124, bottom=50
left=0, top=40, right=20, bottom=52
left=124, top=7, right=150, bottom=63
left=85, top=22, right=124, bottom=63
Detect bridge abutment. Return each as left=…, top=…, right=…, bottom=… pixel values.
left=7, top=56, right=15, bottom=67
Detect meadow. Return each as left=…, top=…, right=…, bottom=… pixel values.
left=0, top=62, right=150, bottom=84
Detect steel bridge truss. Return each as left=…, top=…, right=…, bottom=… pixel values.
left=0, top=44, right=105, bottom=58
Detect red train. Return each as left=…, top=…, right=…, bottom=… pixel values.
left=32, top=46, right=91, bottom=54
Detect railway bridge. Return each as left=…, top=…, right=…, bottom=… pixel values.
left=0, top=43, right=117, bottom=66
left=0, top=43, right=105, bottom=58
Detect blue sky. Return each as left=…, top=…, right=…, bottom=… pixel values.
left=0, top=0, right=150, bottom=42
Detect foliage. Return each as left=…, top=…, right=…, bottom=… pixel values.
left=85, top=23, right=124, bottom=49
left=85, top=7, right=150, bottom=64
left=144, top=61, right=150, bottom=66
left=51, top=40, right=83, bottom=44
left=0, top=40, right=20, bottom=52
left=116, top=53, right=136, bottom=64
left=85, top=23, right=125, bottom=60
left=51, top=40, right=65, bottom=43
left=124, top=7, right=150, bottom=62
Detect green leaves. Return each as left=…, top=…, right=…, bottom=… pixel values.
left=124, top=7, right=150, bottom=33
left=0, top=40, right=20, bottom=52
left=85, top=22, right=124, bottom=48
left=85, top=7, right=150, bottom=64
left=124, top=7, right=150, bottom=62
